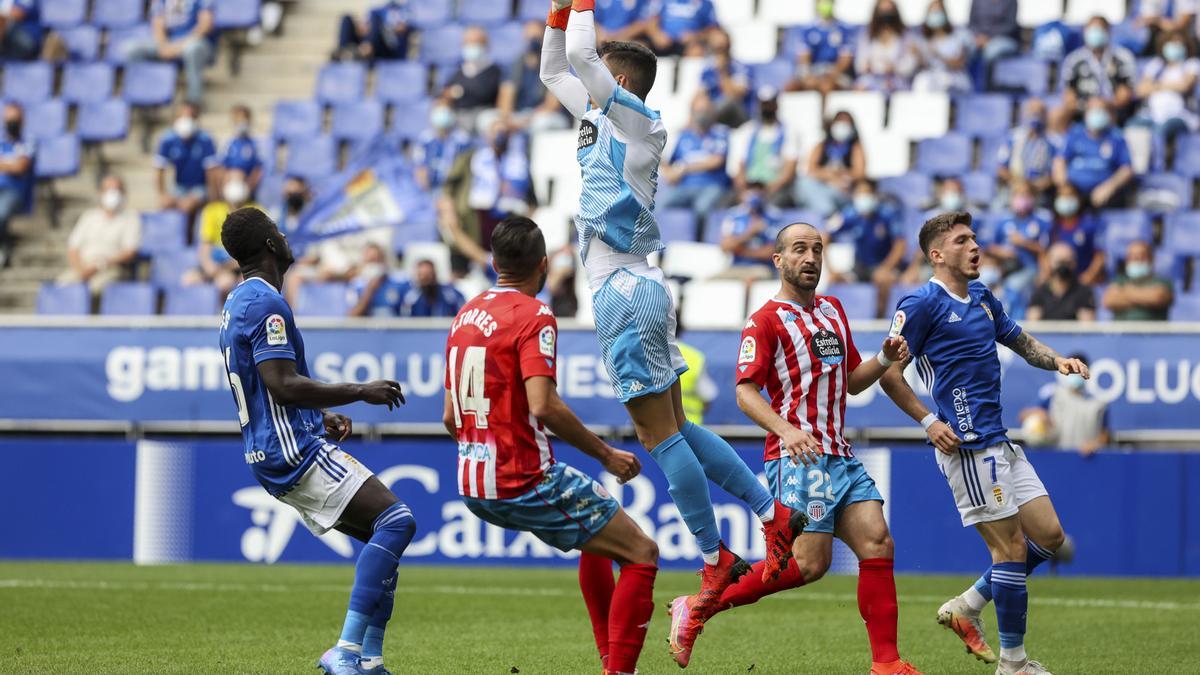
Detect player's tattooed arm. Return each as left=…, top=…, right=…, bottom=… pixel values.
left=1010, top=332, right=1062, bottom=371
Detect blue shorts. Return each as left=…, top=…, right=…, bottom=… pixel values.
left=765, top=454, right=883, bottom=534
left=461, top=462, right=620, bottom=552
left=592, top=266, right=688, bottom=402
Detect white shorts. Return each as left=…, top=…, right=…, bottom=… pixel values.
left=936, top=442, right=1048, bottom=527
left=279, top=445, right=373, bottom=535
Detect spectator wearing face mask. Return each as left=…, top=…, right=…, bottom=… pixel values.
left=715, top=184, right=783, bottom=282
left=990, top=181, right=1052, bottom=303
left=1048, top=183, right=1106, bottom=286
left=786, top=0, right=854, bottom=95
left=699, top=28, right=753, bottom=127
left=996, top=98, right=1057, bottom=202
left=795, top=111, right=865, bottom=216
left=155, top=102, right=218, bottom=220
left=1055, top=15, right=1136, bottom=130
left=221, top=104, right=263, bottom=195
left=347, top=242, right=404, bottom=317
left=443, top=26, right=503, bottom=113
left=1103, top=240, right=1174, bottom=321
left=1133, top=29, right=1200, bottom=151
left=276, top=176, right=310, bottom=235
left=827, top=179, right=905, bottom=318
left=396, top=259, right=465, bottom=317
left=1021, top=353, right=1109, bottom=457
left=912, top=0, right=973, bottom=93
left=413, top=104, right=473, bottom=191
left=58, top=175, right=140, bottom=298
left=660, top=94, right=731, bottom=221
left=185, top=169, right=260, bottom=295
left=1027, top=242, right=1097, bottom=321
left=1053, top=97, right=1133, bottom=209
left=0, top=102, right=32, bottom=268
left=733, top=88, right=800, bottom=205
left=125, top=0, right=216, bottom=105
left=855, top=0, right=917, bottom=93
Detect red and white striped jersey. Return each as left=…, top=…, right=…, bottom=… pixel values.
left=445, top=288, right=558, bottom=499
left=737, top=295, right=862, bottom=460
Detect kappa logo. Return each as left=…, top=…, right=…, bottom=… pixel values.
left=948, top=311, right=962, bottom=323
left=628, top=381, right=646, bottom=394
left=784, top=475, right=800, bottom=487
left=537, top=305, right=554, bottom=317
left=484, top=293, right=496, bottom=300
left=783, top=493, right=800, bottom=505
left=745, top=318, right=757, bottom=329
left=806, top=501, right=827, bottom=522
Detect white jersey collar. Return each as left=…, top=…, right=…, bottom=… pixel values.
left=930, top=278, right=970, bottom=304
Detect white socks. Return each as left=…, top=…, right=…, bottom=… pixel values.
left=360, top=656, right=385, bottom=669
left=1001, top=645, right=1027, bottom=663
left=701, top=550, right=720, bottom=566
left=758, top=503, right=775, bottom=523
left=336, top=641, right=361, bottom=653
left=962, top=587, right=988, bottom=613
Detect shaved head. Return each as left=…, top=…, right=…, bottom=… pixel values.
left=774, top=222, right=821, bottom=253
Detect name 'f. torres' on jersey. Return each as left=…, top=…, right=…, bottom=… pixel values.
left=737, top=296, right=863, bottom=460
left=444, top=288, right=560, bottom=499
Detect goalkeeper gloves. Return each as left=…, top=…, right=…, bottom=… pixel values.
left=548, top=0, right=595, bottom=30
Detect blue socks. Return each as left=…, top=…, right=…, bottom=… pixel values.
left=651, top=433, right=721, bottom=556
left=681, top=421, right=775, bottom=519
left=338, top=502, right=416, bottom=660
left=991, top=561, right=1028, bottom=662
left=968, top=537, right=1055, bottom=606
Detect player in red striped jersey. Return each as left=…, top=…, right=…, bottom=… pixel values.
left=442, top=216, right=657, bottom=675
left=674, top=223, right=923, bottom=675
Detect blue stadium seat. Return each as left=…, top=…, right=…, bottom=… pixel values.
left=151, top=248, right=196, bottom=288
left=42, top=0, right=89, bottom=28
left=1100, top=210, right=1152, bottom=248
left=1166, top=211, right=1200, bottom=255
left=963, top=171, right=996, bottom=206
left=825, top=284, right=877, bottom=320
left=272, top=100, right=322, bottom=140
left=123, top=62, right=178, bottom=107
left=105, top=24, right=152, bottom=63
left=752, top=58, right=793, bottom=92
left=977, top=133, right=1008, bottom=171
left=419, top=25, right=465, bottom=66
left=902, top=208, right=926, bottom=247
left=100, top=282, right=157, bottom=315
left=315, top=62, right=367, bottom=105
left=213, top=0, right=262, bottom=30
left=24, top=100, right=67, bottom=142
left=3, top=62, right=54, bottom=104
left=777, top=209, right=825, bottom=229
left=1138, top=172, right=1193, bottom=212
left=517, top=0, right=548, bottom=22
left=656, top=208, right=699, bottom=242
left=1169, top=292, right=1200, bottom=321
left=34, top=135, right=81, bottom=179
left=459, top=0, right=512, bottom=25
left=285, top=135, right=337, bottom=181
left=411, top=0, right=454, bottom=28
left=886, top=283, right=922, bottom=316
left=295, top=282, right=351, bottom=317
left=488, top=22, right=526, bottom=67
left=390, top=98, right=432, bottom=140
left=77, top=99, right=132, bottom=143
left=331, top=100, right=385, bottom=143
left=164, top=284, right=220, bottom=315
left=140, top=211, right=188, bottom=256
left=255, top=171, right=285, bottom=211
left=878, top=173, right=932, bottom=210
left=991, top=57, right=1049, bottom=95
left=58, top=25, right=100, bottom=61
left=954, top=94, right=1013, bottom=138
left=1172, top=133, right=1200, bottom=177
left=36, top=283, right=89, bottom=315
left=93, top=0, right=146, bottom=28
left=376, top=62, right=428, bottom=104
left=973, top=210, right=1010, bottom=245
left=62, top=62, right=116, bottom=104
left=701, top=209, right=733, bottom=244
left=255, top=135, right=276, bottom=175
left=915, top=133, right=972, bottom=176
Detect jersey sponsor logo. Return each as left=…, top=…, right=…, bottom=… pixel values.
left=952, top=387, right=975, bottom=435
left=578, top=119, right=598, bottom=150
left=981, top=302, right=995, bottom=322
left=457, top=441, right=493, bottom=460
left=451, top=307, right=499, bottom=337
left=739, top=336, right=757, bottom=364
left=888, top=310, right=906, bottom=338
left=806, top=500, right=826, bottom=522
left=810, top=329, right=845, bottom=366
left=947, top=311, right=962, bottom=324
left=265, top=314, right=287, bottom=345
left=243, top=449, right=266, bottom=464
left=539, top=326, right=556, bottom=357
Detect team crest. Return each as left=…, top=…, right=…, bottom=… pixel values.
left=820, top=300, right=838, bottom=318
left=888, top=310, right=906, bottom=338
left=981, top=303, right=995, bottom=322
left=265, top=314, right=287, bottom=345
left=739, top=336, right=757, bottom=364
left=810, top=329, right=845, bottom=366
left=539, top=326, right=556, bottom=357
left=993, top=486, right=1004, bottom=505
left=807, top=501, right=826, bottom=522
left=592, top=481, right=610, bottom=500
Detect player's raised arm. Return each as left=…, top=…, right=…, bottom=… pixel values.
left=257, top=359, right=404, bottom=410
left=526, top=375, right=640, bottom=483
left=540, top=1, right=589, bottom=119
left=1009, top=332, right=1090, bottom=377
left=563, top=3, right=618, bottom=110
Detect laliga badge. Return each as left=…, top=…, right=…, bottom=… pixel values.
left=888, top=310, right=906, bottom=338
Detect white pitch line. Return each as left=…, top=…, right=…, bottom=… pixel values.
left=0, top=578, right=1196, bottom=612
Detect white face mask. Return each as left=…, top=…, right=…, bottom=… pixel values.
left=462, top=43, right=486, bottom=63
left=174, top=116, right=197, bottom=139
left=223, top=179, right=248, bottom=205
left=100, top=189, right=123, bottom=212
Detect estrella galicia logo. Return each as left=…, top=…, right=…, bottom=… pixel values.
left=810, top=329, right=845, bottom=366
left=577, top=120, right=598, bottom=150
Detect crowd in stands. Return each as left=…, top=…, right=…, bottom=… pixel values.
left=28, top=0, right=1200, bottom=325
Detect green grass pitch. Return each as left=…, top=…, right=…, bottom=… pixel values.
left=1, top=562, right=1195, bottom=674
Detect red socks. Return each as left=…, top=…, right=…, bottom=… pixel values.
left=578, top=552, right=615, bottom=664
left=718, top=558, right=805, bottom=608
left=607, top=563, right=657, bottom=673
left=858, top=557, right=900, bottom=664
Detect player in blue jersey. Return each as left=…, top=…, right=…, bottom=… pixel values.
left=218, top=207, right=414, bottom=675
left=879, top=211, right=1088, bottom=675
left=540, top=4, right=805, bottom=664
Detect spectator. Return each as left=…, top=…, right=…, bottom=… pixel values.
left=976, top=249, right=1007, bottom=297
left=1027, top=242, right=1097, bottom=321
left=544, top=233, right=579, bottom=318
left=184, top=169, right=260, bottom=295
left=1055, top=16, right=1136, bottom=130
left=594, top=0, right=657, bottom=44
left=396, top=259, right=466, bottom=317
left=285, top=228, right=393, bottom=305
left=795, top=111, right=865, bottom=216
left=785, top=0, right=854, bottom=95
left=732, top=87, right=800, bottom=204
left=715, top=184, right=782, bottom=282
left=996, top=98, right=1056, bottom=202
left=155, top=102, right=219, bottom=220
left=1049, top=183, right=1106, bottom=286
left=912, top=0, right=973, bottom=93
left=699, top=28, right=753, bottom=127
left=413, top=104, right=473, bottom=191
left=1103, top=240, right=1174, bottom=321
left=1132, top=29, right=1199, bottom=149
left=221, top=105, right=263, bottom=194
left=443, top=26, right=503, bottom=113
left=0, top=0, right=41, bottom=60
left=332, top=0, right=410, bottom=62
left=1021, top=353, right=1109, bottom=456
left=676, top=317, right=718, bottom=424
left=0, top=102, right=32, bottom=268
left=126, top=0, right=216, bottom=105
left=990, top=181, right=1051, bottom=304
left=1053, top=97, right=1134, bottom=209
left=347, top=242, right=404, bottom=317
left=827, top=179, right=906, bottom=318
left=275, top=176, right=310, bottom=234
left=57, top=175, right=140, bottom=297
left=1031, top=18, right=1082, bottom=64
left=646, top=0, right=718, bottom=56
left=660, top=94, right=731, bottom=220
left=934, top=175, right=968, bottom=212
left=855, top=0, right=916, bottom=93
left=1134, top=0, right=1193, bottom=55
left=968, top=0, right=1018, bottom=87
left=498, top=22, right=571, bottom=132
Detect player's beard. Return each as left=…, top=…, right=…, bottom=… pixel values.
left=782, top=261, right=819, bottom=291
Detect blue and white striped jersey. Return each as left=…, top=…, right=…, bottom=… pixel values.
left=219, top=277, right=325, bottom=496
